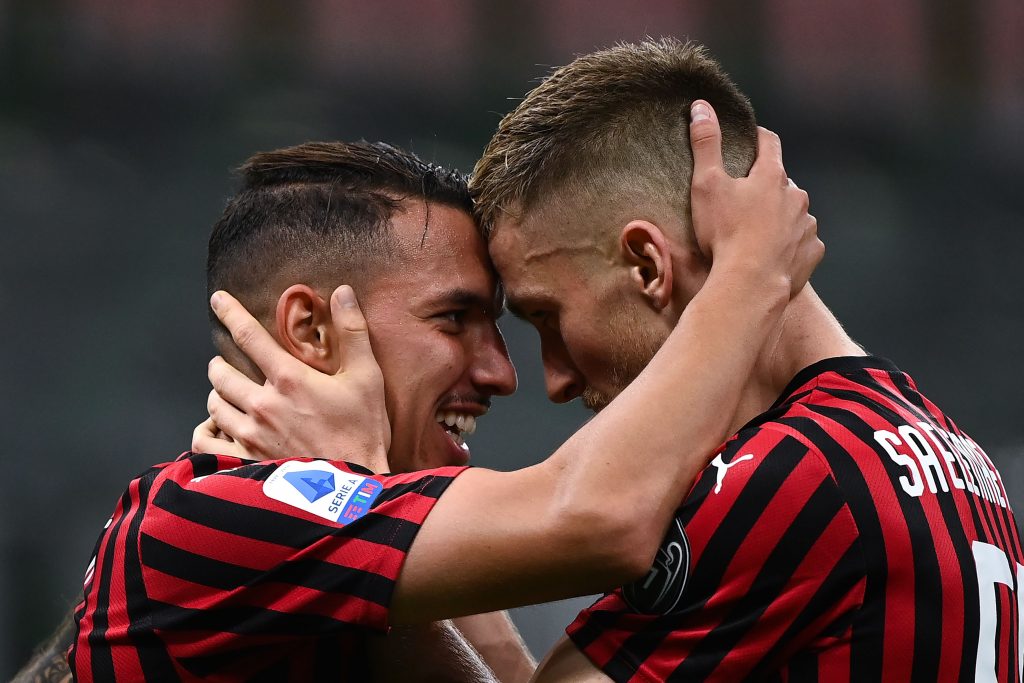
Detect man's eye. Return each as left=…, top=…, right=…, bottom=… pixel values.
left=529, top=311, right=556, bottom=330
left=437, top=310, right=467, bottom=330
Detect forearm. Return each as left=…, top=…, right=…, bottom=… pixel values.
left=392, top=267, right=790, bottom=623
left=453, top=611, right=536, bottom=683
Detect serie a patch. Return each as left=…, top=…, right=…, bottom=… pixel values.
left=263, top=460, right=383, bottom=526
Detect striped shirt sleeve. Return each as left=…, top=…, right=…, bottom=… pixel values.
left=138, top=455, right=466, bottom=638
left=567, top=429, right=867, bottom=682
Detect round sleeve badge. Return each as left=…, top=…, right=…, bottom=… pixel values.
left=622, top=516, right=691, bottom=615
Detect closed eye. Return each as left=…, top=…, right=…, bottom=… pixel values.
left=436, top=309, right=467, bottom=333
left=523, top=309, right=558, bottom=332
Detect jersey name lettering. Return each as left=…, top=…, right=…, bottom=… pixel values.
left=874, top=424, right=1007, bottom=506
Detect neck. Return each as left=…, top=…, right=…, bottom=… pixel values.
left=724, top=285, right=867, bottom=435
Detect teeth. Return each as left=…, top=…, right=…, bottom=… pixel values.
left=443, top=428, right=469, bottom=450
left=434, top=410, right=481, bottom=437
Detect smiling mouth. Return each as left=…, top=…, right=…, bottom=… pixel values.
left=435, top=410, right=477, bottom=450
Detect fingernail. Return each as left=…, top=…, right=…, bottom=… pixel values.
left=336, top=285, right=357, bottom=308
left=210, top=291, right=223, bottom=310
left=691, top=101, right=710, bottom=123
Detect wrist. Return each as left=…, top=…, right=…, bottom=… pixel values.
left=705, top=257, right=791, bottom=302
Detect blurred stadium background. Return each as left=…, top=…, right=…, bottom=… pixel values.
left=1, top=0, right=1022, bottom=675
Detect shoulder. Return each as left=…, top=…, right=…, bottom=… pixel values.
left=145, top=454, right=468, bottom=533
left=679, top=426, right=858, bottom=562
left=689, top=424, right=834, bottom=505
left=144, top=452, right=277, bottom=503
left=619, top=427, right=866, bottom=617
left=261, top=459, right=468, bottom=527
left=703, top=384, right=901, bottom=503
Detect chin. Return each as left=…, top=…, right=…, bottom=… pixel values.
left=581, top=387, right=614, bottom=413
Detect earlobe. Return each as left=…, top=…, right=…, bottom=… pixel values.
left=275, top=285, right=336, bottom=373
left=619, top=222, right=674, bottom=311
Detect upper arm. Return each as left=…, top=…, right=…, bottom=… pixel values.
left=141, top=454, right=640, bottom=635
left=566, top=431, right=866, bottom=680
left=390, top=465, right=649, bottom=625
left=140, top=456, right=463, bottom=635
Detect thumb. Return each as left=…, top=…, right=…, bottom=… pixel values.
left=689, top=100, right=724, bottom=179
left=330, top=285, right=376, bottom=373
left=192, top=417, right=219, bottom=453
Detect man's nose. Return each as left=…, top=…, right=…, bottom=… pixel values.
left=471, top=328, right=518, bottom=397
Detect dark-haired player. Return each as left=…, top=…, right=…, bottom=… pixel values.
left=218, top=39, right=1022, bottom=682
left=65, top=111, right=818, bottom=680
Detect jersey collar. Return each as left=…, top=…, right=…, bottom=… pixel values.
left=770, top=355, right=902, bottom=411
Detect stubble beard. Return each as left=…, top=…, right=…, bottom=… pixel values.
left=580, top=313, right=665, bottom=413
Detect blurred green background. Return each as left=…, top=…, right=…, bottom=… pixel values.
left=1, top=0, right=1022, bottom=675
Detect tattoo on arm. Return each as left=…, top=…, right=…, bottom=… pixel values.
left=11, top=610, right=74, bottom=683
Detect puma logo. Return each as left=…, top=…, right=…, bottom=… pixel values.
left=710, top=453, right=754, bottom=494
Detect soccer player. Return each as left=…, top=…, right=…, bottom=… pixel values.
left=68, top=118, right=818, bottom=679
left=213, top=39, right=1023, bottom=681
left=473, top=38, right=1024, bottom=682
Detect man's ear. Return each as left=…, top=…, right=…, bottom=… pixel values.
left=619, top=221, right=674, bottom=311
left=275, top=284, right=336, bottom=373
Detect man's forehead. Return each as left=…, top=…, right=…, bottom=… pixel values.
left=489, top=219, right=599, bottom=291
left=390, top=200, right=482, bottom=249
left=366, top=201, right=498, bottom=300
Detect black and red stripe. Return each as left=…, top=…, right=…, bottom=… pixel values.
left=568, top=356, right=1023, bottom=682
left=70, top=452, right=464, bottom=681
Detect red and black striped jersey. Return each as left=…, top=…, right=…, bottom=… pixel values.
left=568, top=356, right=1023, bottom=682
left=70, top=452, right=465, bottom=681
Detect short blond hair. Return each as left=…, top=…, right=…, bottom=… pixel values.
left=472, top=38, right=757, bottom=238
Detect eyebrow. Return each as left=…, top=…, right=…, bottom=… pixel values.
left=433, top=287, right=506, bottom=319
left=503, top=290, right=552, bottom=322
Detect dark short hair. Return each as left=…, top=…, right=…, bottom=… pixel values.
left=207, top=141, right=471, bottom=334
left=471, top=38, right=757, bottom=238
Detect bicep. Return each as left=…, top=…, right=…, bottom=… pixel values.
left=390, top=466, right=640, bottom=624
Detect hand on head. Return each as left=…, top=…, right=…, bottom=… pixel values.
left=687, top=99, right=823, bottom=298
left=191, top=285, right=391, bottom=473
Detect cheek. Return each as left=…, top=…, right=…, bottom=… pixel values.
left=415, top=332, right=464, bottom=373
left=563, top=314, right=634, bottom=385
left=563, top=312, right=609, bottom=363
left=391, top=336, right=466, bottom=408
left=573, top=337, right=613, bottom=380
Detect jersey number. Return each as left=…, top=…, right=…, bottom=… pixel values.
left=973, top=541, right=1024, bottom=682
